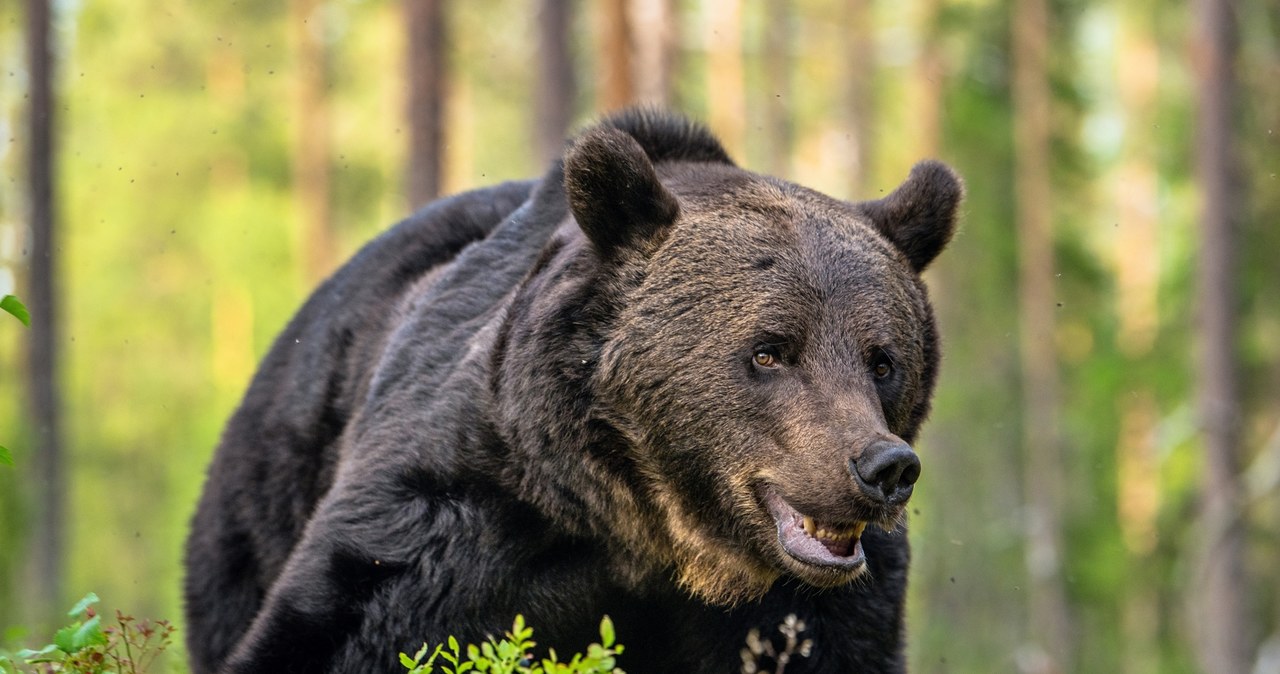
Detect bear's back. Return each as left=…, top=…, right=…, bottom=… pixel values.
left=183, top=180, right=535, bottom=672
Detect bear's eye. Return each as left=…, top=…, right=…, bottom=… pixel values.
left=871, top=351, right=894, bottom=379
left=753, top=346, right=781, bottom=369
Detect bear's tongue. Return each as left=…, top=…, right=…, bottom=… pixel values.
left=801, top=516, right=866, bottom=557
left=763, top=489, right=868, bottom=569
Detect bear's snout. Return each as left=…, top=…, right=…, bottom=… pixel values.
left=850, top=438, right=921, bottom=506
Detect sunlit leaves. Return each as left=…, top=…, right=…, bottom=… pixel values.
left=0, top=295, right=28, bottom=326
left=1, top=294, right=25, bottom=466
left=398, top=615, right=623, bottom=674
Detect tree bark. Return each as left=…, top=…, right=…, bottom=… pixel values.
left=911, top=0, right=942, bottom=161
left=1011, top=0, right=1074, bottom=668
left=705, top=0, right=744, bottom=160
left=761, top=0, right=791, bottom=178
left=629, top=0, right=677, bottom=106
left=536, top=0, right=577, bottom=167
left=845, top=0, right=875, bottom=194
left=1114, top=9, right=1162, bottom=673
left=24, top=0, right=63, bottom=630
left=291, top=0, right=334, bottom=284
left=405, top=0, right=447, bottom=209
left=596, top=0, right=634, bottom=111
left=1192, top=0, right=1249, bottom=671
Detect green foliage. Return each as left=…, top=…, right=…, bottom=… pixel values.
left=0, top=294, right=22, bottom=468
left=0, top=594, right=174, bottom=674
left=0, top=296, right=28, bottom=327
left=399, top=615, right=624, bottom=674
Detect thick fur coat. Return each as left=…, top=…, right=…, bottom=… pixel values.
left=184, top=109, right=962, bottom=674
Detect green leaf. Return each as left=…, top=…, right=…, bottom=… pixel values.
left=401, top=652, right=418, bottom=669
left=52, top=623, right=79, bottom=653
left=68, top=592, right=101, bottom=617
left=424, top=644, right=444, bottom=669
left=598, top=616, right=615, bottom=648
left=15, top=644, right=59, bottom=661
left=0, top=445, right=11, bottom=466
left=1, top=296, right=29, bottom=326
left=53, top=615, right=106, bottom=653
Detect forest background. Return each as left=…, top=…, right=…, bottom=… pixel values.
left=1, top=0, right=1278, bottom=672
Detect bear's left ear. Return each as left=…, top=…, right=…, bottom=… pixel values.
left=563, top=127, right=680, bottom=259
left=859, top=160, right=963, bottom=273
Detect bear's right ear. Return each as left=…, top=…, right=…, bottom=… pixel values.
left=563, top=127, right=680, bottom=259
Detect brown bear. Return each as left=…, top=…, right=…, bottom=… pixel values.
left=183, top=108, right=961, bottom=674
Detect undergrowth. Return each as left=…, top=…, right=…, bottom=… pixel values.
left=0, top=596, right=627, bottom=674
left=2, top=592, right=811, bottom=674
left=400, top=615, right=624, bottom=674
left=0, top=594, right=174, bottom=674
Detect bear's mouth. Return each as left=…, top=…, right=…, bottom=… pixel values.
left=761, top=489, right=868, bottom=570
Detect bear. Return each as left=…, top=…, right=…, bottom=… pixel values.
left=183, top=108, right=962, bottom=674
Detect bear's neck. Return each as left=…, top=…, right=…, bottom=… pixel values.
left=486, top=237, right=679, bottom=590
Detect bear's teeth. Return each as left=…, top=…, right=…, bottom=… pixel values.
left=817, top=527, right=853, bottom=541
left=802, top=519, right=869, bottom=542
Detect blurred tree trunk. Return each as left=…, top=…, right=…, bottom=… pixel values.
left=844, top=0, right=875, bottom=194
left=23, top=0, right=63, bottom=630
left=596, top=0, right=634, bottom=110
left=1192, top=0, right=1249, bottom=671
left=911, top=0, right=942, bottom=161
left=1114, top=7, right=1161, bottom=673
left=705, top=0, right=744, bottom=160
left=536, top=0, right=576, bottom=166
left=1011, top=0, right=1074, bottom=668
left=630, top=0, right=676, bottom=105
left=291, top=0, right=334, bottom=284
left=760, top=0, right=790, bottom=178
left=405, top=0, right=447, bottom=209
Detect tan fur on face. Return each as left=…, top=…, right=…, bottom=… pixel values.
left=577, top=422, right=782, bottom=604
left=648, top=477, right=781, bottom=605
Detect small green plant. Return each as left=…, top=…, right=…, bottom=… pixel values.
left=0, top=293, right=28, bottom=466
left=0, top=593, right=174, bottom=674
left=1, top=295, right=29, bottom=326
left=399, top=615, right=624, bottom=674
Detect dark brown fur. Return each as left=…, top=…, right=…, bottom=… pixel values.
left=184, top=108, right=962, bottom=674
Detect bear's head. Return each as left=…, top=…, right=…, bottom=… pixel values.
left=502, top=110, right=961, bottom=605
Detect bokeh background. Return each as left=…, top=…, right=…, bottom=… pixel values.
left=1, top=0, right=1278, bottom=672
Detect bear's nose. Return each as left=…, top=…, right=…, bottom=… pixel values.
left=850, top=439, right=921, bottom=505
